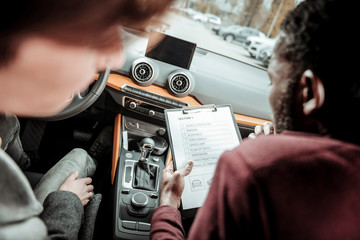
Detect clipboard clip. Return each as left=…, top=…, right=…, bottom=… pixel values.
left=182, top=104, right=217, bottom=114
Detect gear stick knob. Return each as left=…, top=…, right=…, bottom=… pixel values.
left=134, top=137, right=158, bottom=190
left=139, top=137, right=155, bottom=161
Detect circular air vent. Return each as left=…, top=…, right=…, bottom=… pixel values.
left=168, top=71, right=193, bottom=97
left=170, top=74, right=189, bottom=93
left=134, top=63, right=152, bottom=81
left=131, top=58, right=157, bottom=86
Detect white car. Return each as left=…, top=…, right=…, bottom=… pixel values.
left=192, top=12, right=208, bottom=23
left=205, top=14, right=222, bottom=25
left=257, top=45, right=274, bottom=67
left=192, top=13, right=222, bottom=25
left=244, top=36, right=276, bottom=58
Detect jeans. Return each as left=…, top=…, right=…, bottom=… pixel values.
left=34, top=148, right=96, bottom=204
left=0, top=114, right=30, bottom=170
left=0, top=114, right=96, bottom=204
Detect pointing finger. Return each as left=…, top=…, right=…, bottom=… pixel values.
left=177, top=161, right=194, bottom=177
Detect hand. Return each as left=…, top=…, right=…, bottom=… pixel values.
left=248, top=122, right=275, bottom=139
left=59, top=171, right=94, bottom=206
left=159, top=161, right=194, bottom=209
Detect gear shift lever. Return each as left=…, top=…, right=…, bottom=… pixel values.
left=133, top=137, right=158, bottom=191
left=139, top=137, right=155, bottom=162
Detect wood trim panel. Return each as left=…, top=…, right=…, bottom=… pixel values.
left=111, top=114, right=121, bottom=185
left=107, top=73, right=270, bottom=127
left=107, top=74, right=201, bottom=106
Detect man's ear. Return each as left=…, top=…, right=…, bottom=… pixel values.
left=299, top=70, right=325, bottom=116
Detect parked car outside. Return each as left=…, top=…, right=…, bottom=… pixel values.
left=257, top=44, right=275, bottom=67
left=192, top=12, right=208, bottom=23
left=192, top=12, right=222, bottom=25
left=213, top=24, right=242, bottom=35
left=219, top=26, right=265, bottom=43
left=244, top=36, right=276, bottom=58
left=211, top=25, right=221, bottom=35
left=217, top=25, right=242, bottom=37
left=205, top=13, right=222, bottom=25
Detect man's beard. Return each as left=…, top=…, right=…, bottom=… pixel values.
left=272, top=82, right=297, bottom=133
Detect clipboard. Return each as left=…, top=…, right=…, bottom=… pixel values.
left=164, top=104, right=242, bottom=219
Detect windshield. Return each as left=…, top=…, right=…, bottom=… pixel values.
left=153, top=0, right=297, bottom=70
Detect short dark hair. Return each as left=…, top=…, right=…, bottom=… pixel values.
left=0, top=0, right=172, bottom=66
left=274, top=0, right=360, bottom=143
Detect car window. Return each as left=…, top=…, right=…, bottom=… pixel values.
left=167, top=0, right=297, bottom=69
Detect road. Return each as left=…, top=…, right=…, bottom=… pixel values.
left=164, top=13, right=267, bottom=70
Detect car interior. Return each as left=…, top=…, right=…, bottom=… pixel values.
left=16, top=1, right=297, bottom=239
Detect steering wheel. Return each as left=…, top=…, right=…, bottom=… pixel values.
left=42, top=68, right=110, bottom=121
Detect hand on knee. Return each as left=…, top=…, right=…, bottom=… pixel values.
left=59, top=171, right=94, bottom=206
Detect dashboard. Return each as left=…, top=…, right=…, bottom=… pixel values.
left=108, top=29, right=272, bottom=125
left=104, top=29, right=272, bottom=240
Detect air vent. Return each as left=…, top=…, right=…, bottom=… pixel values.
left=131, top=58, right=157, bottom=86
left=134, top=62, right=152, bottom=81
left=168, top=71, right=194, bottom=97
left=170, top=74, right=189, bottom=93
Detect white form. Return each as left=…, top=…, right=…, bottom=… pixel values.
left=166, top=105, right=241, bottom=210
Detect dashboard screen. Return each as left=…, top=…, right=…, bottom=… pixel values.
left=146, top=31, right=196, bottom=69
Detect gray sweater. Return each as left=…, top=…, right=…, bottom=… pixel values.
left=0, top=149, right=84, bottom=240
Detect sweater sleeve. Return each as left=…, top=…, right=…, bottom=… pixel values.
left=150, top=149, right=254, bottom=240
left=40, top=191, right=84, bottom=240
left=150, top=205, right=186, bottom=240
left=150, top=147, right=263, bottom=240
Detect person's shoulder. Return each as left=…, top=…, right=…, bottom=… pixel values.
left=225, top=131, right=300, bottom=160
left=237, top=130, right=359, bottom=153
left=220, top=131, right=360, bottom=170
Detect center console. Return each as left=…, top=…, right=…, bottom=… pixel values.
left=111, top=85, right=189, bottom=240
left=113, top=118, right=165, bottom=239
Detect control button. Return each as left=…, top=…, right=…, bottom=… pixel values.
left=131, top=192, right=148, bottom=208
left=125, top=153, right=133, bottom=159
left=150, top=192, right=158, bottom=199
left=129, top=101, right=137, bottom=109
left=149, top=110, right=155, bottom=116
left=138, top=222, right=151, bottom=231
left=157, top=128, right=166, bottom=136
left=124, top=166, right=132, bottom=184
left=122, top=220, right=136, bottom=230
left=121, top=189, right=130, bottom=194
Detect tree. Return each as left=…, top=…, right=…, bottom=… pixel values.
left=261, top=0, right=295, bottom=37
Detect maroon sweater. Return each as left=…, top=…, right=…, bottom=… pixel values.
left=151, top=131, right=360, bottom=239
